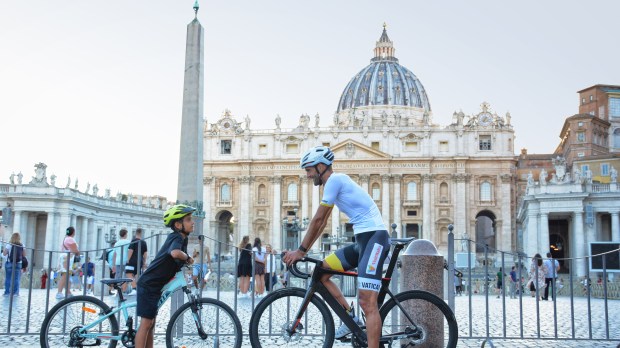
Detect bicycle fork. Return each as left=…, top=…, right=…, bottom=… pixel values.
left=184, top=288, right=209, bottom=340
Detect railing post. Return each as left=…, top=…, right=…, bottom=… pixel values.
left=447, top=224, right=455, bottom=312
left=401, top=239, right=444, bottom=347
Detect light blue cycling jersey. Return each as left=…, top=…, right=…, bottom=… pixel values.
left=320, top=173, right=386, bottom=234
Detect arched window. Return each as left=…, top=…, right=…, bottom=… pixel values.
left=258, top=184, right=266, bottom=203
left=287, top=183, right=298, bottom=201
left=614, top=128, right=620, bottom=149
left=372, top=183, right=381, bottom=200
left=407, top=182, right=417, bottom=200
left=440, top=182, right=449, bottom=202
left=480, top=181, right=491, bottom=202
left=220, top=184, right=230, bottom=202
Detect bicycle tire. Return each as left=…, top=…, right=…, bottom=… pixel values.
left=40, top=295, right=119, bottom=348
left=249, top=288, right=335, bottom=348
left=166, top=297, right=242, bottom=348
left=379, top=290, right=458, bottom=348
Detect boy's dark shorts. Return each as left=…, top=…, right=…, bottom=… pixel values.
left=136, top=286, right=160, bottom=319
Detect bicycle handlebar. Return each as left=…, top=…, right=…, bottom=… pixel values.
left=282, top=252, right=323, bottom=279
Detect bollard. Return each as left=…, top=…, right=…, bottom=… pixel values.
left=401, top=239, right=444, bottom=348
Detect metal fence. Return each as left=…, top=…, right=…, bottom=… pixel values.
left=1, top=231, right=619, bottom=347
left=446, top=228, right=620, bottom=347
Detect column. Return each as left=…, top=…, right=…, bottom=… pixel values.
left=611, top=211, right=620, bottom=242
left=81, top=217, right=89, bottom=253
left=422, top=174, right=432, bottom=240
left=87, top=219, right=96, bottom=251
left=573, top=211, right=586, bottom=277
left=202, top=177, right=212, bottom=236
left=209, top=177, right=216, bottom=239
left=526, top=211, right=539, bottom=258
left=44, top=212, right=56, bottom=254
left=453, top=174, right=467, bottom=242
left=301, top=176, right=309, bottom=221
left=332, top=206, right=340, bottom=236
left=11, top=210, right=23, bottom=235
left=500, top=174, right=513, bottom=251
left=312, top=185, right=320, bottom=216
left=239, top=176, right=251, bottom=239
left=271, top=176, right=282, bottom=251
left=392, top=174, right=402, bottom=237
left=381, top=174, right=391, bottom=228
left=58, top=213, right=71, bottom=251
left=360, top=174, right=370, bottom=193
left=539, top=213, right=549, bottom=254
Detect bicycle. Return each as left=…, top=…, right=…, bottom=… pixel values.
left=249, top=237, right=458, bottom=348
left=40, top=265, right=242, bottom=348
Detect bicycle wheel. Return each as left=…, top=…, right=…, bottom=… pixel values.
left=40, top=295, right=119, bottom=348
left=379, top=290, right=458, bottom=348
left=249, top=288, right=335, bottom=348
left=166, top=297, right=242, bottom=348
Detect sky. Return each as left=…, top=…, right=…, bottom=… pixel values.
left=1, top=1, right=619, bottom=202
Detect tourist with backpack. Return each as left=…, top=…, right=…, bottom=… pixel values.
left=3, top=232, right=24, bottom=296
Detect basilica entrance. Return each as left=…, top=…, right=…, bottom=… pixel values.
left=549, top=218, right=569, bottom=273
left=214, top=210, right=234, bottom=258
left=475, top=210, right=496, bottom=252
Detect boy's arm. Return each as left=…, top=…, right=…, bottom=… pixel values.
left=171, top=249, right=193, bottom=264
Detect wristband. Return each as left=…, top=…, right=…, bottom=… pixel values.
left=298, top=245, right=308, bottom=253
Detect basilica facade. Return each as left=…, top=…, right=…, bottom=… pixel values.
left=202, top=27, right=517, bottom=258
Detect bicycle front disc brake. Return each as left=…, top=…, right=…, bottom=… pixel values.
left=280, top=322, right=304, bottom=343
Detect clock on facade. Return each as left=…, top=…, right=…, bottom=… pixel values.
left=478, top=112, right=493, bottom=126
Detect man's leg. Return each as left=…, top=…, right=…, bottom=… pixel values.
left=358, top=289, right=380, bottom=348
left=543, top=278, right=551, bottom=300
left=320, top=261, right=349, bottom=309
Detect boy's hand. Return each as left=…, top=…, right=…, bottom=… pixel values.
left=186, top=256, right=194, bottom=265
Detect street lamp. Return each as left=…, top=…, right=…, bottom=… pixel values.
left=282, top=208, right=309, bottom=251
left=105, top=229, right=118, bottom=245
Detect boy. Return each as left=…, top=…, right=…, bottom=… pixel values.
left=134, top=204, right=195, bottom=348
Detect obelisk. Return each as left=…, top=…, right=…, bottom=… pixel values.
left=177, top=0, right=204, bottom=214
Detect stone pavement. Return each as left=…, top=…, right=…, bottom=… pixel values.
left=0, top=288, right=618, bottom=347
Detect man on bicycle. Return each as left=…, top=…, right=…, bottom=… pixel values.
left=135, top=204, right=195, bottom=348
left=284, top=146, right=390, bottom=348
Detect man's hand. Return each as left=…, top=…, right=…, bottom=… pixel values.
left=283, top=249, right=305, bottom=267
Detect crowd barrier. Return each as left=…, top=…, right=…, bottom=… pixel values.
left=0, top=231, right=618, bottom=348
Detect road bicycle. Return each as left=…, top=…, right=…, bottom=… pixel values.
left=249, top=237, right=458, bottom=347
left=40, top=265, right=242, bottom=348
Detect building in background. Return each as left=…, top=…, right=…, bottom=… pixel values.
left=517, top=85, right=620, bottom=277
left=203, top=27, right=517, bottom=261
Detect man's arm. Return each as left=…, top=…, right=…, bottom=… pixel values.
left=284, top=204, right=332, bottom=265
left=126, top=249, right=134, bottom=263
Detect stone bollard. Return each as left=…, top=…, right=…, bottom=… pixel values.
left=401, top=239, right=444, bottom=347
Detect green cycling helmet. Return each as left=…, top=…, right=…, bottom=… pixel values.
left=163, top=204, right=196, bottom=227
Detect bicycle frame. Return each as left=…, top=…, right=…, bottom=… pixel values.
left=76, top=270, right=191, bottom=341
left=288, top=238, right=414, bottom=345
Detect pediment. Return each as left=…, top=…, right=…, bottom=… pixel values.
left=331, top=139, right=391, bottom=160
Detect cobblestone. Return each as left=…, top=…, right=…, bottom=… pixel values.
left=0, top=288, right=618, bottom=347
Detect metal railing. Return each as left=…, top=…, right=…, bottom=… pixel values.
left=447, top=228, right=620, bottom=347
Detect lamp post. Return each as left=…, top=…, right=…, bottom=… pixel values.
left=282, top=208, right=309, bottom=251
left=105, top=229, right=117, bottom=246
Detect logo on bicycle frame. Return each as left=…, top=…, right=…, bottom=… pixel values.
left=366, top=243, right=383, bottom=275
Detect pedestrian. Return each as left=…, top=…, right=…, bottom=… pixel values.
left=252, top=238, right=266, bottom=297
left=41, top=269, right=48, bottom=289
left=191, top=244, right=211, bottom=293
left=57, top=227, right=80, bottom=299
left=82, top=257, right=95, bottom=294
left=283, top=146, right=390, bottom=344
left=3, top=232, right=24, bottom=296
left=264, top=244, right=277, bottom=292
left=125, top=228, right=148, bottom=296
left=528, top=253, right=548, bottom=300
left=237, top=236, right=252, bottom=298
left=105, top=246, right=116, bottom=295
left=134, top=204, right=196, bottom=348
left=542, top=252, right=560, bottom=301
left=496, top=267, right=506, bottom=298
left=509, top=266, right=518, bottom=299
left=112, top=229, right=131, bottom=294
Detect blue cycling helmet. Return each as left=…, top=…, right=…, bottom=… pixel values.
left=300, top=146, right=335, bottom=169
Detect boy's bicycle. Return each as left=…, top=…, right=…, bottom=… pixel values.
left=249, top=237, right=458, bottom=347
left=40, top=265, right=242, bottom=348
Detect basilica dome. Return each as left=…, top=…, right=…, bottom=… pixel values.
left=336, top=26, right=431, bottom=116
